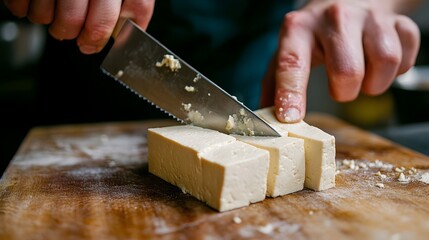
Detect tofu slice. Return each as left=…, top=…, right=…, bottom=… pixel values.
left=148, top=125, right=269, bottom=212
left=234, top=135, right=305, bottom=197
left=255, top=107, right=336, bottom=191
left=148, top=125, right=235, bottom=199
left=200, top=141, right=269, bottom=211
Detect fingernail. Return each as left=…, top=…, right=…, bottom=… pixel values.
left=79, top=45, right=98, bottom=54
left=282, top=108, right=300, bottom=123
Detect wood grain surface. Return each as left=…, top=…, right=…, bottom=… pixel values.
left=0, top=114, right=428, bottom=240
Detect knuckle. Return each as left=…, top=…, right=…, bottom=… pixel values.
left=127, top=0, right=156, bottom=28
left=332, top=65, right=364, bottom=85
left=138, top=0, right=156, bottom=11
left=324, top=3, right=352, bottom=30
left=277, top=51, right=306, bottom=72
left=338, top=69, right=362, bottom=82
left=282, top=11, right=307, bottom=31
left=84, top=23, right=114, bottom=42
left=377, top=51, right=401, bottom=66
left=325, top=2, right=349, bottom=17
left=61, top=15, right=85, bottom=31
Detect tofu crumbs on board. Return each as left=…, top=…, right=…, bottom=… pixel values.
left=185, top=86, right=196, bottom=92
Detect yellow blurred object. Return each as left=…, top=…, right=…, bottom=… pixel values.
left=340, top=92, right=394, bottom=128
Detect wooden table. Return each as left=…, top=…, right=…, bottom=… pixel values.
left=1, top=114, right=428, bottom=240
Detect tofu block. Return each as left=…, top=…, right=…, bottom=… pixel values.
left=255, top=107, right=336, bottom=191
left=148, top=125, right=235, bottom=198
left=148, top=125, right=269, bottom=212
left=234, top=135, right=305, bottom=197
left=200, top=141, right=269, bottom=211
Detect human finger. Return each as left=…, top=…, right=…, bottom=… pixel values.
left=319, top=4, right=365, bottom=102
left=49, top=0, right=89, bottom=41
left=77, top=0, right=122, bottom=54
left=121, top=0, right=155, bottom=30
left=395, top=15, right=420, bottom=75
left=3, top=0, right=30, bottom=17
left=361, top=14, right=401, bottom=95
left=274, top=11, right=313, bottom=123
left=27, top=0, right=55, bottom=24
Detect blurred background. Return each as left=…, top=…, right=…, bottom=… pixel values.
left=1, top=2, right=429, bottom=174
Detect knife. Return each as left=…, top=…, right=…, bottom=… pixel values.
left=101, top=19, right=280, bottom=136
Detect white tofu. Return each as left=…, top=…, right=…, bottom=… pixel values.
left=148, top=125, right=269, bottom=212
left=148, top=125, right=235, bottom=199
left=255, top=107, right=336, bottom=191
left=200, top=141, right=269, bottom=211
left=234, top=135, right=305, bottom=197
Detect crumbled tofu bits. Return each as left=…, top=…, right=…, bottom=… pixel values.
left=336, top=159, right=428, bottom=187
left=156, top=54, right=181, bottom=72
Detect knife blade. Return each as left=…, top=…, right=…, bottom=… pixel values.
left=101, top=19, right=280, bottom=136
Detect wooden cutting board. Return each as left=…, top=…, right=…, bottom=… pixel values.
left=1, top=114, right=428, bottom=240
